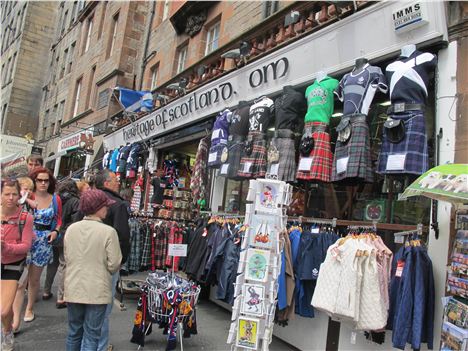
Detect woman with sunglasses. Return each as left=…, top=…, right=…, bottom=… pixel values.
left=1, top=179, right=34, bottom=351
left=23, top=168, right=62, bottom=322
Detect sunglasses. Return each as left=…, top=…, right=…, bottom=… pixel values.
left=36, top=178, right=50, bottom=184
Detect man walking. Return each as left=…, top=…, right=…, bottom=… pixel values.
left=94, top=169, right=130, bottom=351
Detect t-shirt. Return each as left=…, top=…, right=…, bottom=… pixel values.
left=117, top=144, right=132, bottom=173
left=335, top=64, right=388, bottom=116
left=386, top=50, right=437, bottom=105
left=229, top=102, right=251, bottom=137
left=248, top=96, right=274, bottom=132
left=304, top=76, right=339, bottom=124
left=275, top=86, right=307, bottom=129
left=150, top=177, right=166, bottom=205
left=211, top=109, right=231, bottom=146
left=109, top=148, right=121, bottom=172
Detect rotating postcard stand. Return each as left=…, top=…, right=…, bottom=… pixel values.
left=227, top=179, right=292, bottom=351
left=138, top=244, right=201, bottom=351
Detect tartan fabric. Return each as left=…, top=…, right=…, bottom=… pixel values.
left=140, top=223, right=152, bottom=268
left=165, top=224, right=183, bottom=271
left=238, top=132, right=267, bottom=178
left=153, top=224, right=168, bottom=270
left=127, top=219, right=143, bottom=272
left=332, top=116, right=373, bottom=183
left=221, top=139, right=244, bottom=179
left=297, top=122, right=333, bottom=182
left=190, top=137, right=209, bottom=206
left=266, top=137, right=296, bottom=182
left=377, top=112, right=428, bottom=175
left=207, top=143, right=226, bottom=169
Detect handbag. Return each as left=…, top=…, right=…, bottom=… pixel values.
left=299, top=136, right=314, bottom=156
left=384, top=118, right=405, bottom=143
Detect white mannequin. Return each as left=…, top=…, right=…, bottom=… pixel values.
left=315, top=70, right=327, bottom=82
left=400, top=44, right=416, bottom=58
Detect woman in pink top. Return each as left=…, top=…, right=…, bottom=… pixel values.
left=1, top=179, right=34, bottom=351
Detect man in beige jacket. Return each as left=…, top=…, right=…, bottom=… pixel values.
left=64, top=189, right=122, bottom=351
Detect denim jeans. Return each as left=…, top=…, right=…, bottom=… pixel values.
left=97, top=271, right=119, bottom=351
left=66, top=303, right=107, bottom=351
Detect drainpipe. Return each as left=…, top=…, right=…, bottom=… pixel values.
left=139, top=1, right=156, bottom=90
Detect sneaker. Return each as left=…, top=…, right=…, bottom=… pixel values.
left=2, top=330, right=14, bottom=351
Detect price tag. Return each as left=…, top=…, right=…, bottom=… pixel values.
left=168, top=244, right=187, bottom=257
left=311, top=227, right=320, bottom=234
left=298, top=157, right=313, bottom=171
left=394, top=234, right=404, bottom=244
left=336, top=157, right=349, bottom=174
left=395, top=259, right=405, bottom=277
left=220, top=163, right=229, bottom=174
left=386, top=154, right=406, bottom=171
left=269, top=163, right=279, bottom=176
left=208, top=152, right=217, bottom=163
left=212, top=129, right=221, bottom=139
left=243, top=162, right=252, bottom=173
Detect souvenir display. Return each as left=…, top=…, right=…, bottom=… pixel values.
left=332, top=59, right=388, bottom=183
left=297, top=73, right=339, bottom=182
left=237, top=317, right=260, bottom=350
left=378, top=45, right=437, bottom=175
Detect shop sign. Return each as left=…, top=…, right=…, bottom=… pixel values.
left=392, top=2, right=428, bottom=33
left=58, top=128, right=94, bottom=153
left=104, top=1, right=446, bottom=149
left=0, top=134, right=33, bottom=160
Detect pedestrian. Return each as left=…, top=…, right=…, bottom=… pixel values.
left=94, top=169, right=130, bottom=351
left=43, top=180, right=82, bottom=309
left=23, top=167, right=62, bottom=322
left=26, top=155, right=43, bottom=175
left=64, top=189, right=122, bottom=351
left=1, top=179, right=35, bottom=351
left=76, top=180, right=91, bottom=194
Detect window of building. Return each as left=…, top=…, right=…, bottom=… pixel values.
left=98, top=1, right=107, bottom=39
left=61, top=10, right=68, bottom=35
left=9, top=52, right=17, bottom=81
left=176, top=44, right=188, bottom=74
left=53, top=54, right=59, bottom=83
left=5, top=56, right=11, bottom=83
left=72, top=78, right=82, bottom=117
left=60, top=48, right=68, bottom=79
left=18, top=4, right=26, bottom=33
left=162, top=0, right=170, bottom=21
left=43, top=88, right=48, bottom=103
left=150, top=63, right=159, bottom=90
left=97, top=89, right=110, bottom=109
left=86, top=66, right=96, bottom=108
left=44, top=109, right=50, bottom=138
left=107, top=11, right=119, bottom=58
left=205, top=21, right=220, bottom=56
left=83, top=16, right=93, bottom=53
left=78, top=0, right=85, bottom=12
left=57, top=100, right=65, bottom=134
left=68, top=42, right=75, bottom=73
left=262, top=1, right=279, bottom=19
left=70, top=1, right=77, bottom=26
left=51, top=122, right=56, bottom=136
left=1, top=64, right=5, bottom=85
left=1, top=104, right=7, bottom=129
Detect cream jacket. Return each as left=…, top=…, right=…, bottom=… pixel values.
left=64, top=216, right=122, bottom=304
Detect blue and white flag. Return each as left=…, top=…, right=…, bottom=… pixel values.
left=116, top=87, right=153, bottom=112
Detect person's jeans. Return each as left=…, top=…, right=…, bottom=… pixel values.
left=97, top=271, right=119, bottom=351
left=66, top=303, right=107, bottom=351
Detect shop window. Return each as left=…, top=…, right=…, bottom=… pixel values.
left=72, top=78, right=82, bottom=117
left=83, top=16, right=93, bottom=53
left=175, top=44, right=188, bottom=74
left=205, top=21, right=220, bottom=56
left=150, top=63, right=159, bottom=90
left=107, top=11, right=119, bottom=58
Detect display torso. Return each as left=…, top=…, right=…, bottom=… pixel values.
left=304, top=77, right=339, bottom=124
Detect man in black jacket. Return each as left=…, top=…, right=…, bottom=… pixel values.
left=95, top=169, right=130, bottom=351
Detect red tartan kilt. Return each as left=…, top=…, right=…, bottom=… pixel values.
left=297, top=131, right=333, bottom=182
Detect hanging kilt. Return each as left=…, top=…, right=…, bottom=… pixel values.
left=220, top=135, right=245, bottom=179
left=207, top=142, right=227, bottom=169
left=332, top=115, right=373, bottom=183
left=266, top=130, right=296, bottom=182
left=238, top=131, right=267, bottom=179
left=296, top=122, right=333, bottom=182
left=377, top=112, right=428, bottom=175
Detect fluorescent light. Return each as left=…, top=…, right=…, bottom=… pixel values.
left=332, top=112, right=343, bottom=117
left=380, top=101, right=391, bottom=106
left=268, top=127, right=275, bottom=131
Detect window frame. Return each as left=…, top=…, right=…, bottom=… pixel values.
left=107, top=11, right=119, bottom=58
left=72, top=78, right=82, bottom=117
left=205, top=21, right=220, bottom=56
left=83, top=16, right=93, bottom=53
left=176, top=44, right=188, bottom=74
left=150, top=63, right=159, bottom=90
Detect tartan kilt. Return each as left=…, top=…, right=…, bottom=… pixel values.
left=220, top=139, right=244, bottom=179
left=377, top=112, right=428, bottom=175
left=266, top=137, right=296, bottom=182
left=297, top=122, right=333, bottom=182
left=238, top=133, right=267, bottom=178
left=332, top=118, right=373, bottom=183
left=207, top=143, right=226, bottom=169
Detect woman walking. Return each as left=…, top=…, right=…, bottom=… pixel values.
left=64, top=189, right=122, bottom=351
left=1, top=179, right=34, bottom=351
left=24, top=168, right=62, bottom=322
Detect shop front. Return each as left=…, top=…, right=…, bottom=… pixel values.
left=104, top=1, right=458, bottom=350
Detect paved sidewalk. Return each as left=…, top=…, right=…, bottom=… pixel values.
left=13, top=286, right=296, bottom=351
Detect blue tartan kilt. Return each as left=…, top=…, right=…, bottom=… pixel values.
left=377, top=112, right=428, bottom=175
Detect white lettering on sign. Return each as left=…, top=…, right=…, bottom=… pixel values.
left=58, top=128, right=94, bottom=153
left=168, top=244, right=187, bottom=257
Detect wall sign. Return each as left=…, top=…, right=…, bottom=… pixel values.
left=392, top=2, right=428, bottom=33
left=58, top=128, right=94, bottom=153
left=104, top=1, right=446, bottom=150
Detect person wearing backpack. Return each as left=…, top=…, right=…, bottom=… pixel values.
left=23, top=168, right=62, bottom=322
left=1, top=178, right=34, bottom=351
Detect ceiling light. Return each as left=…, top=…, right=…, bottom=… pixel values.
left=380, top=101, right=391, bottom=106
left=332, top=112, right=343, bottom=117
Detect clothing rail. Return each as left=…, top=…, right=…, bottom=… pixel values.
left=289, top=216, right=337, bottom=227
left=199, top=211, right=245, bottom=218
left=394, top=223, right=423, bottom=237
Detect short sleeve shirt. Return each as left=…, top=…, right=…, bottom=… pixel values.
left=248, top=97, right=274, bottom=132
left=275, top=87, right=307, bottom=129
left=229, top=103, right=251, bottom=137
left=335, top=64, right=388, bottom=116
left=304, top=76, right=340, bottom=124
left=386, top=50, right=437, bottom=105
left=211, top=109, right=231, bottom=146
